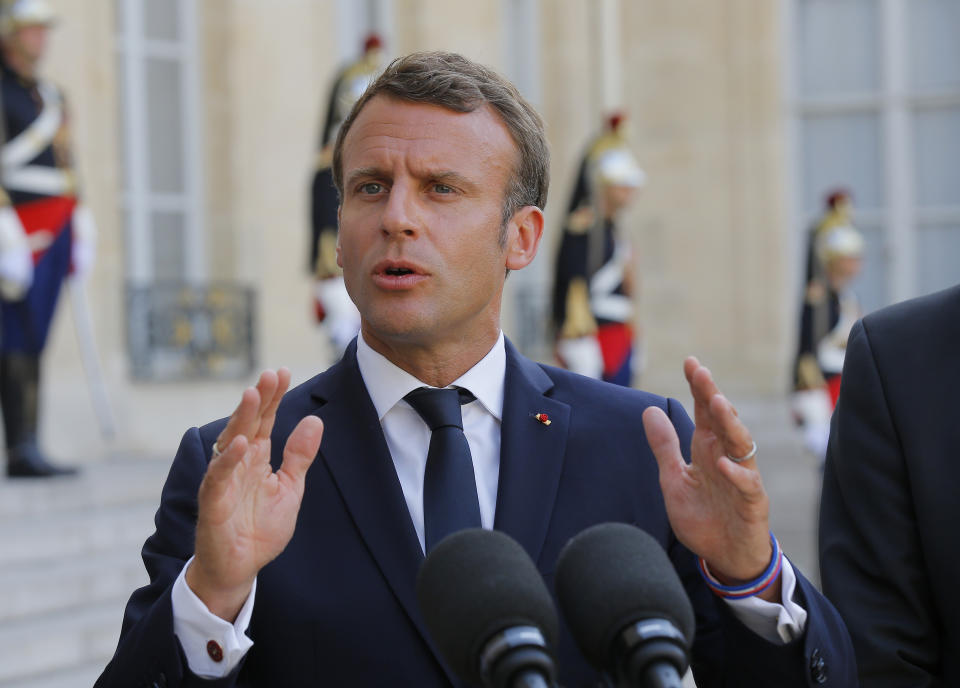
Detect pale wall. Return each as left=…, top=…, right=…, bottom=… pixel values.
left=618, top=0, right=789, bottom=397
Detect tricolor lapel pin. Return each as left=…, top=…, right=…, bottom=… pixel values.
left=534, top=413, right=551, bottom=426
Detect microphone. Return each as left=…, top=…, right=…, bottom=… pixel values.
left=555, top=523, right=695, bottom=688
left=416, top=528, right=559, bottom=688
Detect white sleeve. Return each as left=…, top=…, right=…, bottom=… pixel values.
left=722, top=557, right=808, bottom=644
left=170, top=557, right=256, bottom=678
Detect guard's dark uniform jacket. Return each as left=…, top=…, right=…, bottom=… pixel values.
left=0, top=55, right=78, bottom=353
left=0, top=54, right=86, bottom=476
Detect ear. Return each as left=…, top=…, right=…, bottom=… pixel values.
left=504, top=205, right=544, bottom=271
left=335, top=205, right=344, bottom=268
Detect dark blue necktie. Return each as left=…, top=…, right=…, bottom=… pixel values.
left=404, top=386, right=481, bottom=552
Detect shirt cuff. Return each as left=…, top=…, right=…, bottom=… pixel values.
left=722, top=557, right=808, bottom=644
left=170, top=556, right=256, bottom=678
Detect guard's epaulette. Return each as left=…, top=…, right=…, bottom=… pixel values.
left=586, top=131, right=627, bottom=164
left=564, top=206, right=594, bottom=234
left=314, top=147, right=333, bottom=170
left=341, top=56, right=380, bottom=81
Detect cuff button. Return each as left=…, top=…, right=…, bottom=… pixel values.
left=206, top=640, right=224, bottom=663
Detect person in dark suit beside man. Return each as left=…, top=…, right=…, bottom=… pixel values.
left=97, top=51, right=854, bottom=687
left=820, top=282, right=960, bottom=686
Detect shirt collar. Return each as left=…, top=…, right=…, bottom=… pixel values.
left=356, top=332, right=505, bottom=422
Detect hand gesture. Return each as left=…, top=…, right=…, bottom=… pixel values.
left=186, top=369, right=324, bottom=621
left=642, top=357, right=777, bottom=598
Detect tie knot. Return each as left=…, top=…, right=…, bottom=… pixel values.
left=404, top=386, right=474, bottom=430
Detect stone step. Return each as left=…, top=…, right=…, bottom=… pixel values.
left=0, top=456, right=171, bottom=521
left=3, top=659, right=112, bottom=688
left=0, top=500, right=159, bottom=566
left=0, top=602, right=121, bottom=685
left=0, top=456, right=177, bottom=685
left=0, top=548, right=147, bottom=623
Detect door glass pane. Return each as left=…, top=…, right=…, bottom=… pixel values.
left=146, top=57, right=185, bottom=194
left=801, top=112, right=883, bottom=214
left=908, top=0, right=960, bottom=93
left=799, top=0, right=879, bottom=96
left=913, top=106, right=960, bottom=206
left=152, top=211, right=186, bottom=280
left=145, top=0, right=180, bottom=41
left=916, top=223, right=960, bottom=296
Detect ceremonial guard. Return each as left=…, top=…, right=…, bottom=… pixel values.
left=309, top=34, right=383, bottom=355
left=792, top=192, right=863, bottom=460
left=0, top=0, right=94, bottom=477
left=551, top=113, right=645, bottom=386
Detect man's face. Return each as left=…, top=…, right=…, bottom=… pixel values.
left=12, top=24, right=48, bottom=64
left=601, top=184, right=637, bottom=217
left=826, top=255, right=862, bottom=289
left=337, top=95, right=538, bottom=352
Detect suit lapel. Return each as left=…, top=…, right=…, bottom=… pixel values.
left=494, top=340, right=570, bottom=568
left=309, top=344, right=453, bottom=678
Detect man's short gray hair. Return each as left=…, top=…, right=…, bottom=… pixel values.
left=332, top=51, right=550, bottom=240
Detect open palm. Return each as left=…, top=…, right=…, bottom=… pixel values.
left=187, top=369, right=324, bottom=621
left=643, top=357, right=772, bottom=583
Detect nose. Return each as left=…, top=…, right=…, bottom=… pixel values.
left=380, top=182, right=420, bottom=239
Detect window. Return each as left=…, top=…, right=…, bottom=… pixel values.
left=788, top=0, right=960, bottom=313
left=115, top=0, right=203, bottom=285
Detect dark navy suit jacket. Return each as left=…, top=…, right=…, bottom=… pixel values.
left=821, top=283, right=960, bottom=686
left=97, top=339, right=855, bottom=687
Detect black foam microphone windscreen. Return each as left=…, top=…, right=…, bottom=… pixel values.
left=416, top=528, right=559, bottom=686
left=554, top=523, right=695, bottom=670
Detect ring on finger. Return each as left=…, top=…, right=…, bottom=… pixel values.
left=727, top=440, right=758, bottom=464
left=211, top=439, right=226, bottom=459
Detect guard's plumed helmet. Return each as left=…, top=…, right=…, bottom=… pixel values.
left=0, top=0, right=56, bottom=36
left=817, top=224, right=865, bottom=263
left=593, top=148, right=646, bottom=189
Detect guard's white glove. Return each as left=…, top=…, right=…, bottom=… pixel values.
left=555, top=335, right=604, bottom=380
left=0, top=205, right=33, bottom=299
left=313, top=276, right=361, bottom=354
left=70, top=204, right=97, bottom=279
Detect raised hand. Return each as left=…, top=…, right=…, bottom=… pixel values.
left=186, top=369, right=324, bottom=621
left=642, top=357, right=778, bottom=600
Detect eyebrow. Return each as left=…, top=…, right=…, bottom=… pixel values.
left=427, top=171, right=477, bottom=190
left=344, top=167, right=388, bottom=189
left=344, top=167, right=479, bottom=193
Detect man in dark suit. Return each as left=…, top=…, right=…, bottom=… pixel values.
left=820, top=283, right=960, bottom=686
left=97, top=51, right=855, bottom=687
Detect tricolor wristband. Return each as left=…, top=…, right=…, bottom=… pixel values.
left=697, top=532, right=783, bottom=599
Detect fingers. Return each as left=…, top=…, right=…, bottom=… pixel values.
left=257, top=367, right=291, bottom=438
left=684, top=356, right=751, bottom=456
left=252, top=369, right=281, bottom=434
left=279, top=416, right=324, bottom=485
left=200, top=434, right=250, bottom=504
left=216, top=386, right=263, bottom=452
left=214, top=369, right=291, bottom=454
left=642, top=406, right=686, bottom=483
left=709, top=393, right=755, bottom=466
left=684, top=356, right=718, bottom=429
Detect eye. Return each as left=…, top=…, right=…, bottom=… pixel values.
left=359, top=182, right=384, bottom=195
left=432, top=183, right=454, bottom=194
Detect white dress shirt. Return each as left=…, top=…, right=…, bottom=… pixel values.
left=171, top=332, right=806, bottom=678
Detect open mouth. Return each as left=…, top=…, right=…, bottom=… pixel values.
left=385, top=267, right=414, bottom=276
